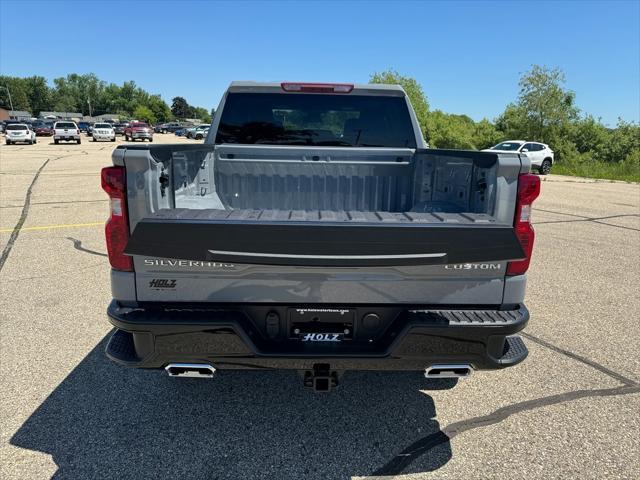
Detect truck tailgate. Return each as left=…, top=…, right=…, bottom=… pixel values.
left=117, top=144, right=524, bottom=304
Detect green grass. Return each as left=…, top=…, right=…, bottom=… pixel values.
left=552, top=161, right=640, bottom=183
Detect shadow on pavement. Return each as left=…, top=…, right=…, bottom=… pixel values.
left=11, top=336, right=454, bottom=479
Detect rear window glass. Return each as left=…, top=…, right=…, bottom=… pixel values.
left=7, top=124, right=27, bottom=130
left=56, top=122, right=76, bottom=129
left=491, top=142, right=522, bottom=151
left=215, top=92, right=417, bottom=148
left=94, top=123, right=111, bottom=129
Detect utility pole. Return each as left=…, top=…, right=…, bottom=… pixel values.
left=0, top=86, right=14, bottom=111
left=87, top=97, right=92, bottom=118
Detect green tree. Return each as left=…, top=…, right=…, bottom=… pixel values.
left=171, top=96, right=190, bottom=118
left=133, top=105, right=156, bottom=124
left=24, top=76, right=53, bottom=116
left=0, top=76, right=31, bottom=111
left=515, top=65, right=579, bottom=143
left=146, top=95, right=172, bottom=123
left=425, top=111, right=476, bottom=149
left=369, top=69, right=429, bottom=134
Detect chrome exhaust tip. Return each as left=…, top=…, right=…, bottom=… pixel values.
left=425, top=364, right=473, bottom=379
left=165, top=363, right=216, bottom=378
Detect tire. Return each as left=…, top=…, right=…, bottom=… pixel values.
left=111, top=137, right=116, bottom=142
left=77, top=138, right=81, bottom=144
left=6, top=140, right=11, bottom=145
left=34, top=138, right=37, bottom=144
left=54, top=139, right=59, bottom=145
left=93, top=137, right=97, bottom=142
left=149, top=137, right=153, bottom=143
left=539, top=159, right=552, bottom=175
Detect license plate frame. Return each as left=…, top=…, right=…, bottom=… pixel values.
left=288, top=307, right=354, bottom=341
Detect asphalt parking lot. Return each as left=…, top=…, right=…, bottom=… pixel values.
left=1, top=134, right=638, bottom=479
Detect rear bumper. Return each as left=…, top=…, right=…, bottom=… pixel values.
left=106, top=301, right=529, bottom=371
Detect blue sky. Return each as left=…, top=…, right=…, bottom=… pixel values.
left=1, top=0, right=638, bottom=125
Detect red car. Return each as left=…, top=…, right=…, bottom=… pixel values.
left=124, top=122, right=154, bottom=142
left=33, top=123, right=54, bottom=136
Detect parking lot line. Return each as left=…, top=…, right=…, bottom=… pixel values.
left=0, top=221, right=103, bottom=233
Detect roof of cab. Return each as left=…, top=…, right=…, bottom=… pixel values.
left=227, top=81, right=407, bottom=96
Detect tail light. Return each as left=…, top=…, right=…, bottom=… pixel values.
left=77, top=129, right=80, bottom=134
left=101, top=166, right=133, bottom=271
left=507, top=174, right=541, bottom=276
left=281, top=82, right=354, bottom=93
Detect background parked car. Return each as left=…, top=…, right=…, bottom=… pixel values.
left=92, top=123, right=116, bottom=142
left=78, top=122, right=90, bottom=133
left=124, top=122, right=153, bottom=142
left=5, top=124, right=37, bottom=145
left=193, top=126, right=209, bottom=140
left=113, top=123, right=127, bottom=135
left=185, top=124, right=209, bottom=139
left=53, top=121, right=81, bottom=144
left=158, top=122, right=184, bottom=133
left=32, top=121, right=54, bottom=136
left=483, top=140, right=554, bottom=174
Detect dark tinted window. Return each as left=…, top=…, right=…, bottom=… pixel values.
left=216, top=92, right=416, bottom=147
left=491, top=142, right=523, bottom=151
left=7, top=124, right=28, bottom=130
left=56, top=122, right=76, bottom=129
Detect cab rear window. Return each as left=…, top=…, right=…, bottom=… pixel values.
left=56, top=122, right=76, bottom=129
left=216, top=92, right=416, bottom=148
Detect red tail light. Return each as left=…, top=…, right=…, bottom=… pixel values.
left=77, top=129, right=80, bottom=134
left=101, top=166, right=133, bottom=271
left=507, top=174, right=541, bottom=276
left=281, top=82, right=354, bottom=93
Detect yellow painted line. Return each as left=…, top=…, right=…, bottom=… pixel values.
left=0, top=221, right=103, bottom=233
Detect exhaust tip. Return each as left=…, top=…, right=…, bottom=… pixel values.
left=165, top=363, right=216, bottom=378
left=425, top=364, right=473, bottom=379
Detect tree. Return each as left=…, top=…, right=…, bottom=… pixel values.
left=425, top=111, right=476, bottom=149
left=171, top=96, right=190, bottom=118
left=146, top=95, right=172, bottom=123
left=0, top=76, right=31, bottom=111
left=515, top=65, right=579, bottom=143
left=133, top=105, right=156, bottom=124
left=370, top=69, right=429, bottom=134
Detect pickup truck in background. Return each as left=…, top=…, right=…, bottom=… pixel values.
left=124, top=122, right=154, bottom=142
left=53, top=121, right=81, bottom=144
left=102, top=81, right=540, bottom=391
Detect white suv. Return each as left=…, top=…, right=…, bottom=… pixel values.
left=5, top=124, right=36, bottom=145
left=92, top=123, right=116, bottom=142
left=484, top=140, right=554, bottom=175
left=53, top=121, right=81, bottom=144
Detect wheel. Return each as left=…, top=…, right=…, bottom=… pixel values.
left=195, top=134, right=202, bottom=140
left=54, top=139, right=59, bottom=144
left=111, top=137, right=116, bottom=142
left=6, top=140, right=11, bottom=145
left=539, top=159, right=552, bottom=175
left=28, top=140, right=33, bottom=145
left=93, top=137, right=97, bottom=142
left=148, top=137, right=153, bottom=143
left=77, top=138, right=81, bottom=144
left=34, top=138, right=37, bottom=144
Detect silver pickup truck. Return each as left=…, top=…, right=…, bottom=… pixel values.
left=102, top=81, right=540, bottom=391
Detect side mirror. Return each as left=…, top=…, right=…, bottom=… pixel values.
left=521, top=148, right=529, bottom=153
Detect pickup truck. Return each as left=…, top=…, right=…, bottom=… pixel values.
left=102, top=81, right=539, bottom=391
left=124, top=122, right=153, bottom=142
